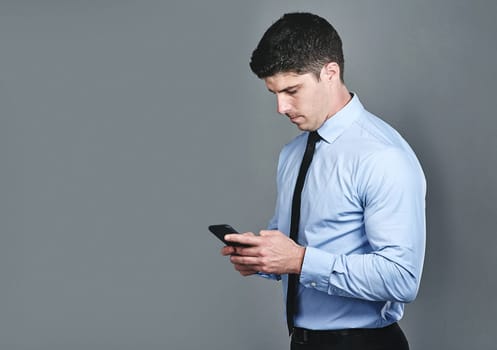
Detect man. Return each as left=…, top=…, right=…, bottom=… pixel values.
left=221, top=12, right=425, bottom=350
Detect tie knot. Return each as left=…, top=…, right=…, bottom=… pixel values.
left=308, top=131, right=321, bottom=144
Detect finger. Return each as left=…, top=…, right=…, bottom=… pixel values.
left=233, top=246, right=261, bottom=257
left=225, top=233, right=261, bottom=246
left=234, top=264, right=257, bottom=273
left=242, top=232, right=256, bottom=237
left=234, top=264, right=259, bottom=276
left=221, top=246, right=236, bottom=256
left=230, top=255, right=260, bottom=266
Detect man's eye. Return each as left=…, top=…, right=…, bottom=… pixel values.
left=287, top=90, right=297, bottom=95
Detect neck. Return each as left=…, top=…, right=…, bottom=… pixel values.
left=325, top=84, right=352, bottom=121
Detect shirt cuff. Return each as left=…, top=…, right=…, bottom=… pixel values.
left=257, top=272, right=282, bottom=281
left=300, top=247, right=335, bottom=293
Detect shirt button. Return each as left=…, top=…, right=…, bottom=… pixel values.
left=311, top=282, right=317, bottom=287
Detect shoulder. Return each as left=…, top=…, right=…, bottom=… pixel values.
left=348, top=110, right=404, bottom=148
left=335, top=107, right=419, bottom=165
left=355, top=144, right=426, bottom=207
left=335, top=110, right=425, bottom=200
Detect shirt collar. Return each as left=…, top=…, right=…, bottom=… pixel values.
left=316, top=93, right=364, bottom=144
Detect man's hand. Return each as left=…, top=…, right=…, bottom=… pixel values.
left=220, top=230, right=305, bottom=276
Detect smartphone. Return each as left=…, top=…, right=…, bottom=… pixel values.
left=208, top=224, right=247, bottom=247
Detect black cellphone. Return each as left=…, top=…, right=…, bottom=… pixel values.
left=208, top=224, right=247, bottom=247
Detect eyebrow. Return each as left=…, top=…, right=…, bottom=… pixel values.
left=267, top=84, right=301, bottom=94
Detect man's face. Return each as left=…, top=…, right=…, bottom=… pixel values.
left=264, top=70, right=331, bottom=131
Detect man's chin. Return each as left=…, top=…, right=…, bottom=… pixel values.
left=290, top=118, right=308, bottom=131
left=296, top=124, right=310, bottom=131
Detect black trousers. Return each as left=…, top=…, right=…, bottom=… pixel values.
left=290, top=323, right=409, bottom=350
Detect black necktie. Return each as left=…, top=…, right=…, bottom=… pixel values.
left=286, top=130, right=321, bottom=334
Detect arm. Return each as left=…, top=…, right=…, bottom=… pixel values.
left=300, top=148, right=426, bottom=302
left=224, top=148, right=425, bottom=301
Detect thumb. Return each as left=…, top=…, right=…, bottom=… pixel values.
left=242, top=232, right=256, bottom=237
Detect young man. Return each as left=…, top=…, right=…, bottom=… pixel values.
left=221, top=12, right=425, bottom=350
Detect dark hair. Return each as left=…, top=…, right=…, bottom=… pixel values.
left=250, top=12, right=344, bottom=81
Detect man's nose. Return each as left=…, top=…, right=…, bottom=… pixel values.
left=276, top=95, right=291, bottom=115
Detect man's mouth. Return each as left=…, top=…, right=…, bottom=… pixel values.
left=288, top=115, right=302, bottom=123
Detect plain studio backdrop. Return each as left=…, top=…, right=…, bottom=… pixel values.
left=1, top=1, right=496, bottom=349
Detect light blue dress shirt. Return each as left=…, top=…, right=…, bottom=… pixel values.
left=265, top=94, right=426, bottom=330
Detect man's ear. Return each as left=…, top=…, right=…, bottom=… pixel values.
left=321, top=62, right=341, bottom=82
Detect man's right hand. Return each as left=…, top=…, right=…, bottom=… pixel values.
left=221, top=230, right=305, bottom=276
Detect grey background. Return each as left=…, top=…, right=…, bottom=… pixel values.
left=1, top=1, right=496, bottom=349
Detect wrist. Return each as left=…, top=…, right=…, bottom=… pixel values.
left=293, top=245, right=306, bottom=274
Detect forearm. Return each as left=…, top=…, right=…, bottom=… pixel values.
left=300, top=246, right=421, bottom=303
